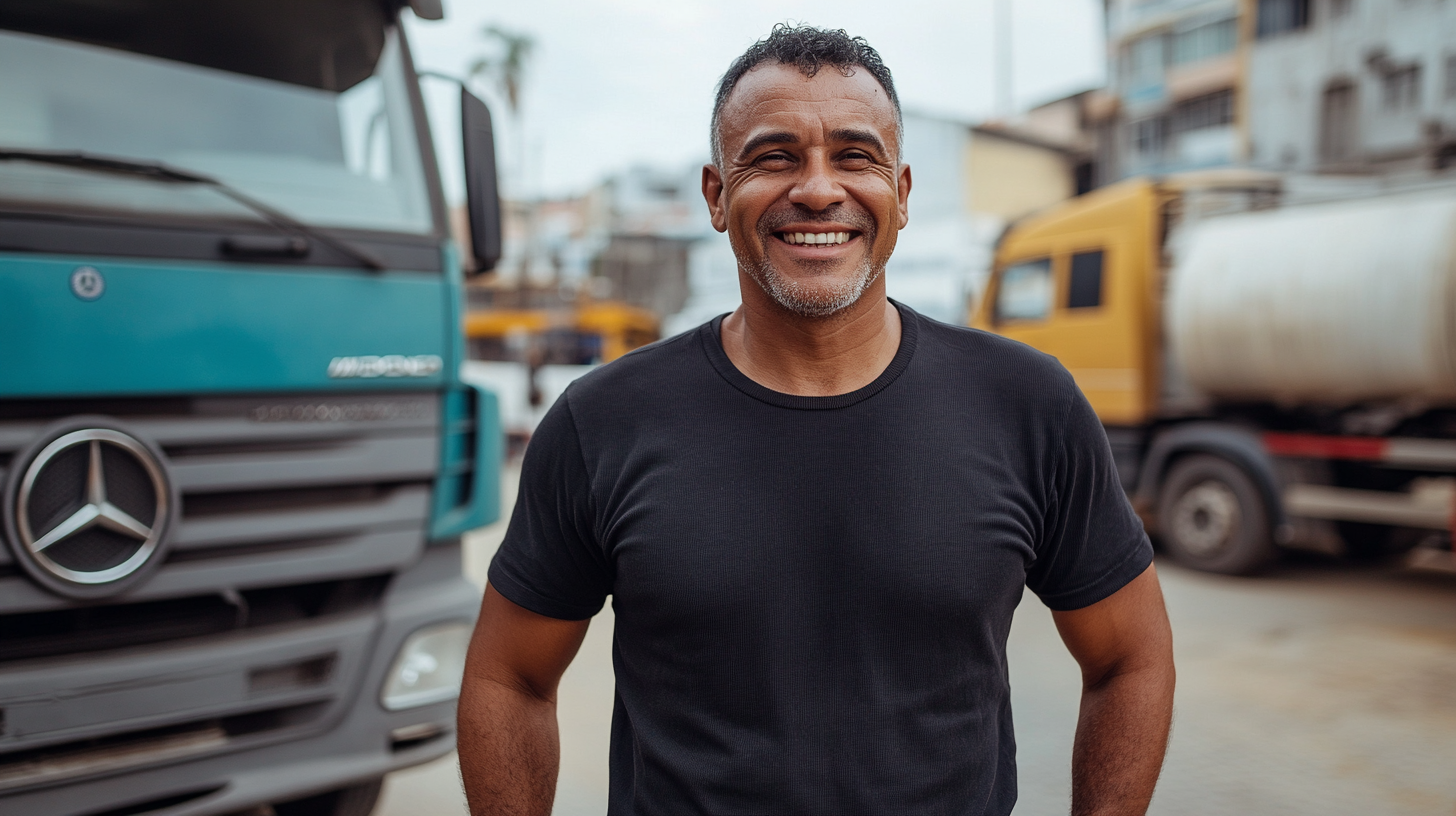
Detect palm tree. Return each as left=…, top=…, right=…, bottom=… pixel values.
left=469, top=26, right=534, bottom=121
left=469, top=26, right=536, bottom=279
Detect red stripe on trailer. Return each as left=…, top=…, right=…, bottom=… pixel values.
left=1262, top=432, right=1389, bottom=461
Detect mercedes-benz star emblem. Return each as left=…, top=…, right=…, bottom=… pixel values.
left=70, top=266, right=105, bottom=300
left=6, top=427, right=172, bottom=593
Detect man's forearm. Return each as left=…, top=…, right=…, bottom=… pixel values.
left=457, top=677, right=560, bottom=816
left=1069, top=660, right=1174, bottom=816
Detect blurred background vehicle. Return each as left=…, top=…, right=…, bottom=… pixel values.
left=460, top=284, right=657, bottom=455
left=0, top=1, right=504, bottom=814
left=463, top=288, right=658, bottom=368
left=975, top=172, right=1456, bottom=575
left=959, top=0, right=1456, bottom=577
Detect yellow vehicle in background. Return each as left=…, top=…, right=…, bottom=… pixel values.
left=975, top=172, right=1456, bottom=576
left=973, top=177, right=1174, bottom=426
left=464, top=289, right=659, bottom=366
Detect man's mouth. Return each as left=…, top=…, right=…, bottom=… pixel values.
left=774, top=230, right=859, bottom=246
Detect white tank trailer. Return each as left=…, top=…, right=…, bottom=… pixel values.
left=1168, top=189, right=1456, bottom=407
left=1103, top=185, right=1456, bottom=576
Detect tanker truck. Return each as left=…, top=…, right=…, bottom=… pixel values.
left=973, top=171, right=1456, bottom=575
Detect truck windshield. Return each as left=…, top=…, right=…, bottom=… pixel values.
left=0, top=27, right=432, bottom=235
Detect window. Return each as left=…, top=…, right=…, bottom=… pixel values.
left=1125, top=34, right=1167, bottom=86
left=995, top=258, right=1053, bottom=322
left=0, top=28, right=433, bottom=234
left=1133, top=117, right=1168, bottom=157
left=1171, top=18, right=1237, bottom=65
left=1170, top=89, right=1236, bottom=134
left=1383, top=65, right=1421, bottom=111
left=1067, top=251, right=1105, bottom=309
left=1320, top=82, right=1357, bottom=162
left=1257, top=0, right=1310, bottom=38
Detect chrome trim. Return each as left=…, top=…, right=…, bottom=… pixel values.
left=15, top=428, right=169, bottom=585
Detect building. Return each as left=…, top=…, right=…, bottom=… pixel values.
left=1101, top=0, right=1244, bottom=179
left=592, top=234, right=692, bottom=318
left=1246, top=0, right=1456, bottom=175
left=1011, top=89, right=1123, bottom=189
left=1084, top=0, right=1456, bottom=184
left=966, top=123, right=1087, bottom=215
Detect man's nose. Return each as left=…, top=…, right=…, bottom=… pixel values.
left=787, top=155, right=846, bottom=211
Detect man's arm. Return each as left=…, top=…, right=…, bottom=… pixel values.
left=1052, top=564, right=1175, bottom=816
left=457, top=584, right=591, bottom=816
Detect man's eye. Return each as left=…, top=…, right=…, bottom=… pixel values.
left=840, top=153, right=873, bottom=167
left=757, top=154, right=793, bottom=168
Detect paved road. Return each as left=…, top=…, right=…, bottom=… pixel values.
left=378, top=468, right=1456, bottom=815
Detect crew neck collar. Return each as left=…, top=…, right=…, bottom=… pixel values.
left=700, top=299, right=919, bottom=410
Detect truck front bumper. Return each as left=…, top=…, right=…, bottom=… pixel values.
left=0, top=542, right=480, bottom=816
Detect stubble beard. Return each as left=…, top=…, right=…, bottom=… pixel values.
left=745, top=209, right=884, bottom=318
left=749, top=255, right=882, bottom=318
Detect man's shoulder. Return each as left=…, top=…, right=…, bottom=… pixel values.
left=563, top=324, right=711, bottom=413
left=910, top=310, right=1076, bottom=398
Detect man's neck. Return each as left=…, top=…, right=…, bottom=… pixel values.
left=719, top=282, right=902, bottom=397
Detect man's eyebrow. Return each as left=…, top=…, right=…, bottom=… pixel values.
left=738, top=131, right=799, bottom=160
left=830, top=128, right=888, bottom=156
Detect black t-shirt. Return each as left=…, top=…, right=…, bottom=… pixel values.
left=489, top=302, right=1152, bottom=816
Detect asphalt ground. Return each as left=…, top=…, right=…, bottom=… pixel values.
left=377, top=466, right=1456, bottom=815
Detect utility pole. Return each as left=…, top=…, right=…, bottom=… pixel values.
left=994, top=0, right=1014, bottom=119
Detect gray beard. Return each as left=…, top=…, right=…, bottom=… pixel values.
left=748, top=255, right=883, bottom=318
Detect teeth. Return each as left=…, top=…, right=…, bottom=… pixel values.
left=783, top=232, right=852, bottom=245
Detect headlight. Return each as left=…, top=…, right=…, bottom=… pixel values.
left=381, top=621, right=473, bottom=711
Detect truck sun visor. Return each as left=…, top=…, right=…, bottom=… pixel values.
left=0, top=0, right=410, bottom=91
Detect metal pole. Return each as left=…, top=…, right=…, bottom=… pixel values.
left=995, top=0, right=1014, bottom=118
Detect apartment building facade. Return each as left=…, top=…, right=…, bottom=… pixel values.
left=1247, top=0, right=1456, bottom=174
left=1101, top=0, right=1244, bottom=179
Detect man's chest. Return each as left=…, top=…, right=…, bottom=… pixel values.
left=587, top=413, right=1046, bottom=636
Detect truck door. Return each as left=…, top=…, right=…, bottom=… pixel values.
left=974, top=184, right=1162, bottom=427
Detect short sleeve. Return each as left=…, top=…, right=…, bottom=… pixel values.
left=1025, top=383, right=1153, bottom=611
left=487, top=393, right=612, bottom=620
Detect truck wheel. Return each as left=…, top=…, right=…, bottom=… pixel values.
left=272, top=778, right=382, bottom=816
left=1157, top=454, right=1276, bottom=575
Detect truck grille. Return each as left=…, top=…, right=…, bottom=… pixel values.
left=0, top=576, right=387, bottom=664
left=0, top=392, right=440, bottom=616
left=0, top=392, right=450, bottom=795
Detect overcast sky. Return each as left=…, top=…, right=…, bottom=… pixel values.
left=405, top=0, right=1107, bottom=199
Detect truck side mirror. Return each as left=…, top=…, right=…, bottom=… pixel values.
left=461, top=88, right=502, bottom=275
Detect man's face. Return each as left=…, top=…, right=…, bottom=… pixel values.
left=704, top=63, right=911, bottom=318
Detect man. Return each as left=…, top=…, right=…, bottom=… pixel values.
left=459, top=24, right=1174, bottom=816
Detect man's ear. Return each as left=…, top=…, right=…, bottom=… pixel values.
left=897, top=162, right=912, bottom=230
left=702, top=164, right=728, bottom=233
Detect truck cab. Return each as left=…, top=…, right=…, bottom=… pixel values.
left=972, top=179, right=1169, bottom=428
left=0, top=2, right=502, bottom=813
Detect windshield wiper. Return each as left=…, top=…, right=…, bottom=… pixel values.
left=0, top=148, right=386, bottom=271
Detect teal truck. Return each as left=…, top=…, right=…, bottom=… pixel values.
left=0, top=1, right=503, bottom=813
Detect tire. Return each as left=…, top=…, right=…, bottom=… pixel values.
left=272, top=778, right=383, bottom=816
left=1157, top=454, right=1276, bottom=575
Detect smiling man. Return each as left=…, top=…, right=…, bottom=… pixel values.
left=458, top=24, right=1174, bottom=816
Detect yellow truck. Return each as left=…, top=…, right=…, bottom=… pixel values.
left=974, top=172, right=1456, bottom=575
left=464, top=296, right=659, bottom=366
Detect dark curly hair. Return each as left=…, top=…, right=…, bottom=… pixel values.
left=710, top=23, right=902, bottom=166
